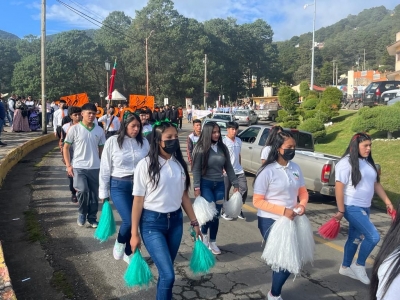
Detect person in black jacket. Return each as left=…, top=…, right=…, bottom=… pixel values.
left=152, top=106, right=160, bottom=121
left=165, top=105, right=172, bottom=120
left=158, top=106, right=166, bottom=120
left=170, top=105, right=178, bottom=124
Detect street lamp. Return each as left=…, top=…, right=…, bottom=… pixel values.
left=99, top=91, right=104, bottom=108
left=304, top=0, right=316, bottom=90
left=145, top=30, right=154, bottom=97
left=105, top=58, right=111, bottom=98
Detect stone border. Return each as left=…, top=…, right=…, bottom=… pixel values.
left=0, top=133, right=56, bottom=299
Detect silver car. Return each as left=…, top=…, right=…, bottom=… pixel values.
left=202, top=119, right=229, bottom=136
left=234, top=109, right=258, bottom=126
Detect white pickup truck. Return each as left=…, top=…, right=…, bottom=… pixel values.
left=255, top=103, right=280, bottom=121
left=238, top=125, right=339, bottom=197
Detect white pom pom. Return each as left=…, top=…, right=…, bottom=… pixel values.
left=223, top=192, right=242, bottom=218
left=295, top=214, right=315, bottom=266
left=192, top=196, right=218, bottom=225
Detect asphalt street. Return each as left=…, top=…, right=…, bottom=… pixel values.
left=0, top=120, right=393, bottom=300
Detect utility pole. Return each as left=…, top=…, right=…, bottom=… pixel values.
left=203, top=54, right=207, bottom=109
left=363, top=49, right=366, bottom=71
left=332, top=61, right=335, bottom=86
left=310, top=0, right=316, bottom=90
left=145, top=30, right=154, bottom=97
left=41, top=0, right=47, bottom=134
left=336, top=63, right=339, bottom=87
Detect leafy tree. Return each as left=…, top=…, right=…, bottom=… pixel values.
left=298, top=118, right=326, bottom=141
left=0, top=40, right=20, bottom=93
left=299, top=81, right=310, bottom=98
left=277, top=86, right=300, bottom=128
left=302, top=98, right=318, bottom=110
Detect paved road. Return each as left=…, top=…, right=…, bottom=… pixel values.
left=0, top=120, right=392, bottom=299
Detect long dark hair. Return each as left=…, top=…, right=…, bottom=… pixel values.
left=147, top=121, right=190, bottom=192
left=192, top=121, right=230, bottom=176
left=254, top=131, right=294, bottom=185
left=370, top=202, right=400, bottom=300
left=265, top=125, right=283, bottom=146
left=341, top=132, right=379, bottom=188
left=116, top=113, right=144, bottom=149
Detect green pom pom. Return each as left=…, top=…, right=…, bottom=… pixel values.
left=124, top=249, right=153, bottom=289
left=94, top=200, right=116, bottom=242
left=189, top=239, right=216, bottom=274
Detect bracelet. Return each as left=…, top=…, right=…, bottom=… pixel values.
left=338, top=210, right=345, bottom=214
left=190, top=219, right=199, bottom=227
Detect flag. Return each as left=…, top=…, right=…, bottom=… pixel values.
left=108, top=59, right=117, bottom=102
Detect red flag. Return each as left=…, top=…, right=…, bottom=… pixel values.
left=108, top=59, right=117, bottom=101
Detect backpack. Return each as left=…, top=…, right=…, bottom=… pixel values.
left=29, top=111, right=40, bottom=131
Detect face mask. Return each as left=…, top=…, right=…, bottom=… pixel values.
left=162, top=139, right=180, bottom=154
left=281, top=149, right=295, bottom=161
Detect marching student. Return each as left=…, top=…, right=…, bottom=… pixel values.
left=53, top=100, right=69, bottom=138
left=186, top=119, right=201, bottom=168
left=60, top=106, right=82, bottom=203
left=139, top=108, right=152, bottom=136
left=98, top=105, right=120, bottom=139
left=99, top=113, right=149, bottom=263
left=192, top=121, right=238, bottom=255
left=130, top=121, right=201, bottom=300
left=335, top=133, right=393, bottom=285
left=222, top=121, right=248, bottom=220
left=64, top=103, right=106, bottom=228
left=253, top=131, right=308, bottom=300
left=261, top=126, right=283, bottom=164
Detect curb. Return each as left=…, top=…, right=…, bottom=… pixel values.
left=0, top=133, right=56, bottom=299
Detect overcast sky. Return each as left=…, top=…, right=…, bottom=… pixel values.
left=2, top=0, right=398, bottom=41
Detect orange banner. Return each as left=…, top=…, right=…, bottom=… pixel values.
left=129, top=95, right=155, bottom=111
left=60, top=93, right=89, bottom=107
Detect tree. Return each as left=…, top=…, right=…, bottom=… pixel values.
left=298, top=118, right=326, bottom=141
left=277, top=86, right=300, bottom=128
left=0, top=40, right=20, bottom=93
left=299, top=81, right=310, bottom=98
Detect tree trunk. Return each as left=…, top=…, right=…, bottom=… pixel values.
left=387, top=131, right=393, bottom=139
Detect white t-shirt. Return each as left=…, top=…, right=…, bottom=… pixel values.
left=53, top=108, right=69, bottom=132
left=335, top=156, right=377, bottom=207
left=133, top=156, right=186, bottom=213
left=377, top=250, right=400, bottom=300
left=142, top=124, right=152, bottom=136
left=99, top=136, right=149, bottom=199
left=223, top=136, right=244, bottom=174
left=98, top=114, right=121, bottom=132
left=64, top=122, right=106, bottom=169
left=253, top=161, right=305, bottom=220
left=260, top=146, right=272, bottom=160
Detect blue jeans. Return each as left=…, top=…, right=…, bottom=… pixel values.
left=258, top=216, right=291, bottom=297
left=7, top=110, right=13, bottom=126
left=140, top=208, right=183, bottom=300
left=343, top=205, right=380, bottom=267
left=110, top=177, right=133, bottom=255
left=200, top=178, right=225, bottom=242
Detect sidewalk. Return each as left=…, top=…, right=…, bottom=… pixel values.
left=0, top=127, right=56, bottom=300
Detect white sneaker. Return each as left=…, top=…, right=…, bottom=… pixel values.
left=123, top=253, right=132, bottom=264
left=339, top=265, right=357, bottom=279
left=209, top=242, right=221, bottom=255
left=202, top=234, right=209, bottom=247
left=113, top=239, right=125, bottom=260
left=350, top=263, right=370, bottom=284
left=221, top=213, right=233, bottom=221
left=267, top=291, right=283, bottom=300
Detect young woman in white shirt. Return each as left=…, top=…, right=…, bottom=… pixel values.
left=130, top=121, right=201, bottom=300
left=260, top=125, right=283, bottom=164
left=99, top=114, right=150, bottom=263
left=253, top=131, right=308, bottom=300
left=370, top=203, right=400, bottom=300
left=335, top=133, right=394, bottom=285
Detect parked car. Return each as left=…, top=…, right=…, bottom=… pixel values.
left=255, top=102, right=280, bottom=121
left=382, top=89, right=400, bottom=103
left=234, top=109, right=258, bottom=126
left=387, top=96, right=400, bottom=106
left=238, top=125, right=340, bottom=196
left=212, top=113, right=235, bottom=122
left=202, top=118, right=229, bottom=136
left=363, top=81, right=400, bottom=106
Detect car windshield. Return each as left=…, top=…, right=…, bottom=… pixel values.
left=213, top=114, right=231, bottom=121
left=235, top=111, right=248, bottom=116
left=205, top=120, right=227, bottom=130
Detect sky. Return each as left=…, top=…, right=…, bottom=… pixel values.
left=1, top=0, right=399, bottom=41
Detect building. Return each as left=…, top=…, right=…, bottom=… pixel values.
left=386, top=32, right=400, bottom=80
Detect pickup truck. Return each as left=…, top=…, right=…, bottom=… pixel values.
left=238, top=125, right=339, bottom=196
left=255, top=103, right=279, bottom=121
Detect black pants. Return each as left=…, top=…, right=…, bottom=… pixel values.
left=178, top=117, right=183, bottom=129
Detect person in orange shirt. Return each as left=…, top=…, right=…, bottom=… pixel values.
left=177, top=105, right=183, bottom=129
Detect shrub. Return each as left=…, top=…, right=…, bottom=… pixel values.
left=299, top=81, right=310, bottom=98
left=298, top=118, right=326, bottom=141
left=302, top=98, right=318, bottom=110
left=278, top=85, right=299, bottom=114
left=306, top=90, right=319, bottom=99
left=303, top=110, right=317, bottom=120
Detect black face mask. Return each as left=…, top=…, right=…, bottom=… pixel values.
left=281, top=149, right=295, bottom=161
left=162, top=139, right=180, bottom=154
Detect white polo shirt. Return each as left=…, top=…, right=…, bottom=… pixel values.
left=64, top=122, right=106, bottom=169
left=260, top=146, right=272, bottom=160
left=335, top=156, right=377, bottom=207
left=253, top=161, right=305, bottom=220
left=133, top=156, right=186, bottom=213
left=223, top=136, right=244, bottom=174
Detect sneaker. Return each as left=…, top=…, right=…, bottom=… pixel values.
left=88, top=221, right=98, bottom=228
left=202, top=234, right=209, bottom=248
left=350, top=263, right=370, bottom=284
left=113, top=239, right=125, bottom=260
left=339, top=265, right=357, bottom=279
left=221, top=213, right=233, bottom=221
left=123, top=253, right=132, bottom=264
left=237, top=211, right=246, bottom=220
left=209, top=242, right=221, bottom=255
left=71, top=194, right=78, bottom=203
left=77, top=214, right=86, bottom=226
left=267, top=291, right=283, bottom=300
left=0, top=141, right=7, bottom=147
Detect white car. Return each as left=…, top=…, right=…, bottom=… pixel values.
left=211, top=113, right=235, bottom=122
left=382, top=89, right=400, bottom=102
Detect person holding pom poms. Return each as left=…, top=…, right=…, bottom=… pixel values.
left=130, top=120, right=201, bottom=300
left=253, top=131, right=309, bottom=300
left=335, top=133, right=393, bottom=285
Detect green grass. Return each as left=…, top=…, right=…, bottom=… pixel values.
left=24, top=209, right=46, bottom=243
left=314, top=110, right=399, bottom=209
left=51, top=270, right=74, bottom=299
